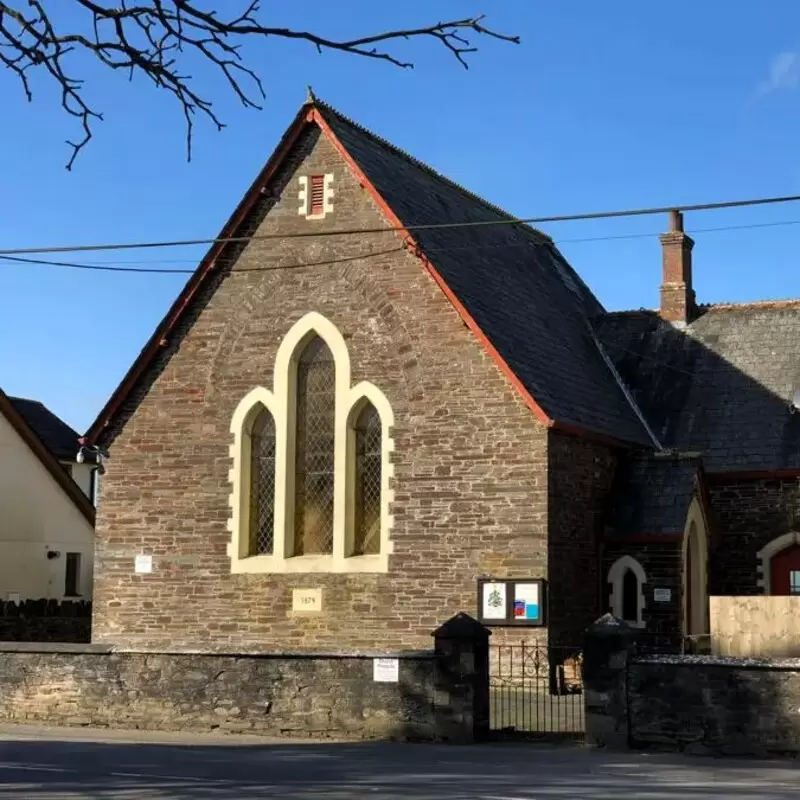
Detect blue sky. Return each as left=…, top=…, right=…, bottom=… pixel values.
left=1, top=1, right=800, bottom=431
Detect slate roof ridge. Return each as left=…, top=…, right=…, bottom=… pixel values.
left=312, top=99, right=553, bottom=241
left=697, top=298, right=800, bottom=312
left=8, top=396, right=81, bottom=438
left=312, top=97, right=606, bottom=318
left=8, top=395, right=81, bottom=461
left=597, top=308, right=658, bottom=318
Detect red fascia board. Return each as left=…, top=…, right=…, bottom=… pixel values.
left=311, top=109, right=554, bottom=429
left=704, top=469, right=800, bottom=484
left=83, top=107, right=313, bottom=445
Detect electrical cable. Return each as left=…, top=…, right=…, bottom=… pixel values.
left=1, top=193, right=800, bottom=257
left=4, top=218, right=800, bottom=276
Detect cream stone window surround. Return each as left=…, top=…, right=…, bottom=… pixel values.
left=682, top=496, right=709, bottom=636
left=227, top=311, right=394, bottom=574
left=608, top=555, right=647, bottom=628
left=757, top=531, right=800, bottom=594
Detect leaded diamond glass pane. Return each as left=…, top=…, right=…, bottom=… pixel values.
left=249, top=408, right=275, bottom=556
left=354, top=403, right=382, bottom=556
left=294, top=337, right=335, bottom=555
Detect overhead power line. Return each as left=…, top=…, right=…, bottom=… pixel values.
left=1, top=193, right=800, bottom=257
left=3, top=217, right=800, bottom=276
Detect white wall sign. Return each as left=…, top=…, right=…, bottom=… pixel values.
left=653, top=588, right=671, bottom=603
left=373, top=657, right=399, bottom=683
left=292, top=588, right=322, bottom=612
left=134, top=554, right=153, bottom=574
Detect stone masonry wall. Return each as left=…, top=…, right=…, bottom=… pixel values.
left=93, top=126, right=550, bottom=651
left=628, top=655, right=800, bottom=757
left=0, top=647, right=437, bottom=740
left=547, top=432, right=616, bottom=647
left=707, top=476, right=800, bottom=595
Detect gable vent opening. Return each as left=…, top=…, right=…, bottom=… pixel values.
left=310, top=175, right=325, bottom=216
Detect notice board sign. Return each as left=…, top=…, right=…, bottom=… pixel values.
left=477, top=578, right=546, bottom=627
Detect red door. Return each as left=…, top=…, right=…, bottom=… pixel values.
left=770, top=544, right=800, bottom=595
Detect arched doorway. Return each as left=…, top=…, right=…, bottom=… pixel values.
left=683, top=500, right=709, bottom=637
left=769, top=543, right=800, bottom=595
left=757, top=532, right=800, bottom=595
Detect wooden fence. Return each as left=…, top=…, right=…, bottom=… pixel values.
left=710, top=596, right=800, bottom=657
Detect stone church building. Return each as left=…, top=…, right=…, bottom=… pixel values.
left=84, top=96, right=800, bottom=654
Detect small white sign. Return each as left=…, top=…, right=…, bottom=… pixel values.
left=653, top=588, right=672, bottom=603
left=6, top=593, right=19, bottom=605
left=292, top=588, right=322, bottom=612
left=373, top=657, right=399, bottom=683
left=134, top=554, right=153, bottom=574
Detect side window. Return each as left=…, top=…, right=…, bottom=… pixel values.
left=352, top=402, right=382, bottom=556
left=249, top=407, right=276, bottom=556
left=608, top=556, right=646, bottom=627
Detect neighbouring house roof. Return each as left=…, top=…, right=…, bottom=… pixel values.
left=595, top=303, right=800, bottom=473
left=606, top=454, right=700, bottom=539
left=9, top=396, right=81, bottom=462
left=84, top=97, right=655, bottom=449
left=0, top=389, right=95, bottom=525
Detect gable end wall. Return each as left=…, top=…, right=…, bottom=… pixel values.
left=93, top=127, right=551, bottom=651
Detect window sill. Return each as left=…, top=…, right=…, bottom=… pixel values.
left=229, top=552, right=389, bottom=575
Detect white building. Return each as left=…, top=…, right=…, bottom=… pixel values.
left=0, top=390, right=95, bottom=601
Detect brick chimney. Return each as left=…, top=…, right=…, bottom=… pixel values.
left=659, top=210, right=696, bottom=324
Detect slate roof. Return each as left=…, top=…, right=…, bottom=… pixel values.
left=317, top=103, right=653, bottom=446
left=607, top=455, right=700, bottom=537
left=595, top=304, right=800, bottom=472
left=8, top=397, right=80, bottom=462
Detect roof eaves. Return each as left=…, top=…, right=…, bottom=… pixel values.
left=84, top=101, right=318, bottom=445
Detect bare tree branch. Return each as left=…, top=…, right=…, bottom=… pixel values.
left=0, top=1, right=519, bottom=169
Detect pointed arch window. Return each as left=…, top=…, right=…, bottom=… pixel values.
left=621, top=568, right=639, bottom=623
left=249, top=407, right=276, bottom=556
left=353, top=402, right=382, bottom=555
left=228, top=312, right=394, bottom=574
left=608, top=556, right=646, bottom=628
left=293, top=336, right=336, bottom=555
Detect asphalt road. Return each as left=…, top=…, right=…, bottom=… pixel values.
left=0, top=725, right=797, bottom=799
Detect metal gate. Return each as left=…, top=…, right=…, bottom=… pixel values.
left=489, top=643, right=584, bottom=741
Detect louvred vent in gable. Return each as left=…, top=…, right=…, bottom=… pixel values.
left=310, top=175, right=325, bottom=215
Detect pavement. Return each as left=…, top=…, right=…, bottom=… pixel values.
left=0, top=725, right=797, bottom=799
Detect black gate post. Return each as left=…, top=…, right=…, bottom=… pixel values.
left=583, top=613, right=634, bottom=749
left=432, top=612, right=491, bottom=743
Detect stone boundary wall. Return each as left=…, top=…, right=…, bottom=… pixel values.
left=0, top=600, right=91, bottom=643
left=627, top=655, right=800, bottom=757
left=0, top=612, right=491, bottom=743
left=0, top=645, right=436, bottom=739
left=583, top=615, right=800, bottom=757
